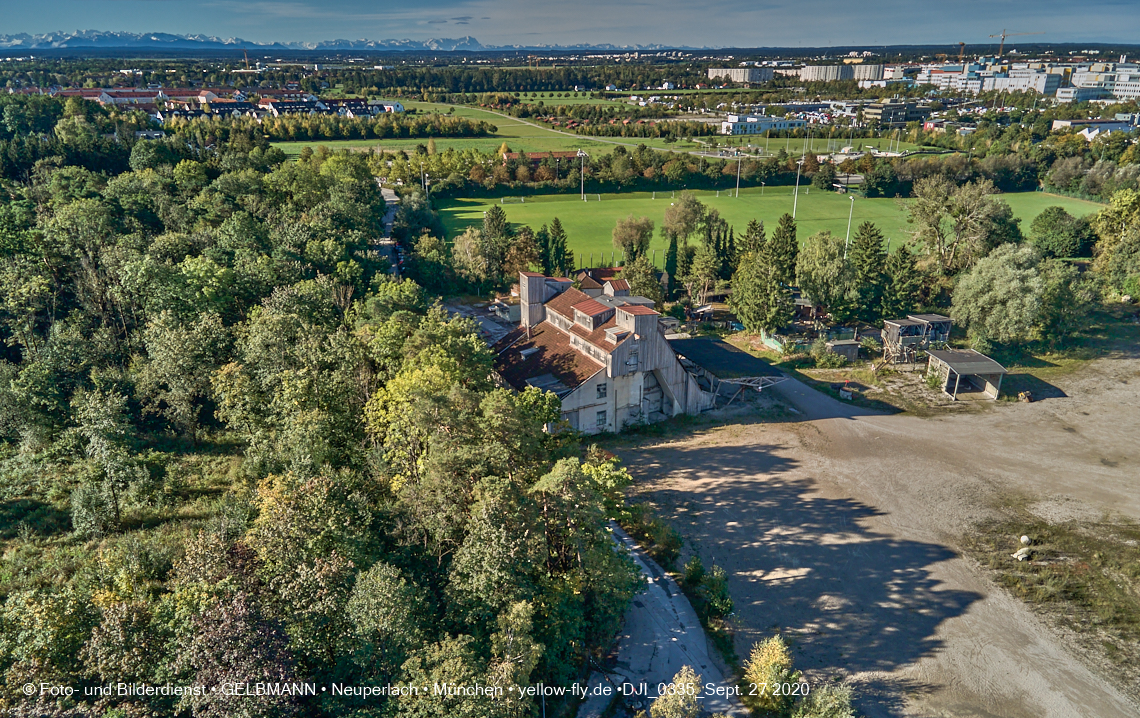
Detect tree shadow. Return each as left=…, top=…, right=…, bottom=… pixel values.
left=622, top=441, right=982, bottom=716
left=0, top=498, right=71, bottom=539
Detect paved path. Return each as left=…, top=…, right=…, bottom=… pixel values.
left=576, top=525, right=747, bottom=717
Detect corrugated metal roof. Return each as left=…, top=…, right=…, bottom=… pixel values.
left=927, top=349, right=1007, bottom=376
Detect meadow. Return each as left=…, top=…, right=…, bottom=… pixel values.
left=435, top=188, right=1104, bottom=268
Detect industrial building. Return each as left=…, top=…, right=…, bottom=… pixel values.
left=494, top=273, right=714, bottom=433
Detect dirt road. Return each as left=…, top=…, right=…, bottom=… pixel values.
left=620, top=357, right=1140, bottom=717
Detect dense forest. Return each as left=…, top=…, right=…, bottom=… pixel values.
left=0, top=94, right=644, bottom=718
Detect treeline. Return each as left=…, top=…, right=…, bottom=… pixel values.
left=366, top=65, right=706, bottom=95
left=168, top=112, right=497, bottom=143
left=0, top=131, right=641, bottom=717
left=0, top=95, right=155, bottom=181
left=570, top=120, right=717, bottom=139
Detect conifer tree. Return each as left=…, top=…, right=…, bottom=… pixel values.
left=881, top=245, right=921, bottom=319
left=739, top=219, right=766, bottom=256
left=547, top=217, right=573, bottom=276
left=849, top=221, right=886, bottom=323
left=769, top=214, right=798, bottom=286
left=730, top=242, right=792, bottom=335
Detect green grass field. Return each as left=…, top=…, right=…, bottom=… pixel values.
left=436, top=189, right=1104, bottom=268
left=273, top=102, right=922, bottom=160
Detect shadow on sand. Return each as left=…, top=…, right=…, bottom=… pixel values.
left=625, top=437, right=982, bottom=717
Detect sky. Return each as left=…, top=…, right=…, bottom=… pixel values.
left=5, top=0, right=1140, bottom=48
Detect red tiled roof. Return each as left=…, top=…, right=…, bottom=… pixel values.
left=572, top=299, right=610, bottom=317
left=578, top=275, right=603, bottom=290
left=494, top=323, right=604, bottom=392
left=607, top=279, right=630, bottom=291
left=620, top=305, right=660, bottom=316
left=544, top=287, right=592, bottom=320
left=520, top=271, right=543, bottom=277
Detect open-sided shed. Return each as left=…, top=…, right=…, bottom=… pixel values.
left=668, top=336, right=785, bottom=408
left=926, top=349, right=1007, bottom=400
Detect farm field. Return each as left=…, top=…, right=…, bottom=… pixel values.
left=436, top=189, right=1104, bottom=267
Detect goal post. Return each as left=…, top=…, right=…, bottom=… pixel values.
left=500, top=196, right=525, bottom=204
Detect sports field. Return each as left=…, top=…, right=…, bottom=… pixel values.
left=436, top=189, right=1104, bottom=267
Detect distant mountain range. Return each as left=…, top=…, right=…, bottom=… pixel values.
left=0, top=30, right=679, bottom=52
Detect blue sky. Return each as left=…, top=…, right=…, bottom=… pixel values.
left=7, top=0, right=1140, bottom=47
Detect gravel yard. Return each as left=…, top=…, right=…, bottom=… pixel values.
left=617, top=357, right=1140, bottom=717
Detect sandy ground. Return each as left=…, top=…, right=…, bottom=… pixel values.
left=619, top=357, right=1140, bottom=718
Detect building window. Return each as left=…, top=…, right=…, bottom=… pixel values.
left=596, top=410, right=607, bottom=428
left=597, top=383, right=607, bottom=399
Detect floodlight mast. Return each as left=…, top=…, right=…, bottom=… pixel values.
left=577, top=149, right=588, bottom=201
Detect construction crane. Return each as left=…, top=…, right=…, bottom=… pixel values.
left=958, top=42, right=966, bottom=62
left=243, top=50, right=250, bottom=70
left=989, top=30, right=1045, bottom=57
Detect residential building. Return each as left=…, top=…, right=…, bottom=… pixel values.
left=982, top=69, right=1061, bottom=95
left=369, top=99, right=405, bottom=113
left=257, top=100, right=329, bottom=116
left=493, top=272, right=712, bottom=433
left=800, top=65, right=855, bottom=82
left=706, top=68, right=774, bottom=83
left=720, top=114, right=807, bottom=135
left=852, top=64, right=884, bottom=81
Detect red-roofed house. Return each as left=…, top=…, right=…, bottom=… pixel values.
left=494, top=272, right=712, bottom=433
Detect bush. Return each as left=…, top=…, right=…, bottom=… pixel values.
left=624, top=503, right=683, bottom=569
left=811, top=338, right=846, bottom=368
left=698, top=564, right=733, bottom=619
left=70, top=481, right=115, bottom=538
left=683, top=555, right=705, bottom=585
left=859, top=336, right=882, bottom=357
left=743, top=635, right=802, bottom=715
left=925, top=370, right=944, bottom=391
left=651, top=665, right=702, bottom=718
left=791, top=683, right=855, bottom=718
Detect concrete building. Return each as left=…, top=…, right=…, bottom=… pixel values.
left=707, top=67, right=774, bottom=84
left=852, top=64, right=884, bottom=81
left=983, top=69, right=1061, bottom=95
left=1056, top=86, right=1112, bottom=103
left=494, top=272, right=713, bottom=433
left=800, top=65, right=855, bottom=82
left=863, top=99, right=931, bottom=128
left=720, top=114, right=807, bottom=135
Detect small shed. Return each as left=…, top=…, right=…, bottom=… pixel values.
left=926, top=349, right=1007, bottom=400
left=826, top=339, right=861, bottom=362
